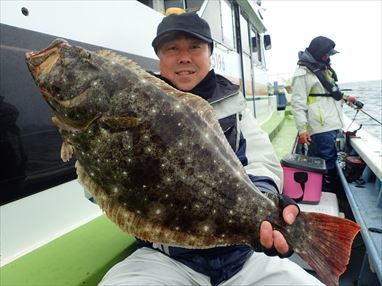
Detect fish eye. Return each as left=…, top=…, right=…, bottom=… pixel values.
left=51, top=84, right=61, bottom=94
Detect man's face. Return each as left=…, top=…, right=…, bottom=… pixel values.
left=321, top=54, right=331, bottom=65
left=158, top=36, right=211, bottom=91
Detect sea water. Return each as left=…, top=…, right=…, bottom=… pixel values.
left=340, top=80, right=382, bottom=141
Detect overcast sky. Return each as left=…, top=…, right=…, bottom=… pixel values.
left=261, top=0, right=382, bottom=84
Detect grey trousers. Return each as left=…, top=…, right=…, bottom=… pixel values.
left=99, top=247, right=324, bottom=286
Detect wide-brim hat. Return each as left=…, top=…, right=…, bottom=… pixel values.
left=152, top=12, right=213, bottom=54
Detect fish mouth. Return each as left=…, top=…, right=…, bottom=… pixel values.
left=25, top=39, right=68, bottom=77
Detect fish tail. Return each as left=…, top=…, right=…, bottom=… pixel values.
left=294, top=212, right=361, bottom=286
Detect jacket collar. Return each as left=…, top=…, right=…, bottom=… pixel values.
left=298, top=50, right=339, bottom=82
left=156, top=69, right=240, bottom=102
left=207, top=73, right=240, bottom=104
left=298, top=50, right=326, bottom=70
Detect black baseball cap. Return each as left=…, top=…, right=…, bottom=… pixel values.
left=152, top=12, right=213, bottom=54
left=307, top=36, right=339, bottom=61
left=327, top=48, right=339, bottom=56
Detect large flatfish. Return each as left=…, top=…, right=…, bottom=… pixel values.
left=26, top=39, right=360, bottom=286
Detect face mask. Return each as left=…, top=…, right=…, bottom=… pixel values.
left=322, top=57, right=331, bottom=65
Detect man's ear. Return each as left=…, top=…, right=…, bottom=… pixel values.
left=209, top=45, right=213, bottom=56
left=157, top=48, right=163, bottom=59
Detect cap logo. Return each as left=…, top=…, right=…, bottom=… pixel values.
left=165, top=7, right=185, bottom=16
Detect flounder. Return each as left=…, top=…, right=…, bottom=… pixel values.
left=26, top=39, right=360, bottom=286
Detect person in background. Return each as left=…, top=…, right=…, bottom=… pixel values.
left=291, top=36, right=357, bottom=192
left=100, top=12, right=324, bottom=286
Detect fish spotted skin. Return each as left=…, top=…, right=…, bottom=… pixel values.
left=26, top=40, right=360, bottom=286
left=26, top=40, right=280, bottom=246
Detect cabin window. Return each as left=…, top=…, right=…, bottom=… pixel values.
left=240, top=14, right=250, bottom=55
left=239, top=13, right=254, bottom=97
left=201, top=0, right=236, bottom=50
left=164, top=0, right=184, bottom=9
left=242, top=55, right=254, bottom=96
left=220, top=0, right=235, bottom=48
left=251, top=27, right=263, bottom=65
left=201, top=0, right=223, bottom=45
left=138, top=0, right=204, bottom=12
left=185, top=0, right=204, bottom=10
left=138, top=0, right=154, bottom=8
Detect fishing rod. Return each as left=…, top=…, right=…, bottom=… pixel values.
left=359, top=109, right=382, bottom=125
left=343, top=97, right=382, bottom=126
left=341, top=89, right=382, bottom=126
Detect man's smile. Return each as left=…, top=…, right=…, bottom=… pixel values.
left=158, top=37, right=211, bottom=91
left=175, top=70, right=196, bottom=76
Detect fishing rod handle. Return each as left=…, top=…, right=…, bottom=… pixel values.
left=343, top=95, right=364, bottom=109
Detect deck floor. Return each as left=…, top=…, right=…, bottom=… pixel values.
left=269, top=114, right=376, bottom=285
left=270, top=113, right=298, bottom=160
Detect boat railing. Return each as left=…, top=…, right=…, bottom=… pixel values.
left=337, top=116, right=382, bottom=285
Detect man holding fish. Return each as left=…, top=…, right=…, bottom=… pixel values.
left=100, top=11, right=323, bottom=286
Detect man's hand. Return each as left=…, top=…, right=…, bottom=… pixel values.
left=298, top=131, right=311, bottom=144
left=259, top=204, right=299, bottom=255
left=344, top=95, right=357, bottom=104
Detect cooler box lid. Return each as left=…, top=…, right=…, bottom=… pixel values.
left=281, top=154, right=326, bottom=173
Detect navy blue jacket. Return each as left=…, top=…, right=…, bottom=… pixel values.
left=138, top=72, right=282, bottom=285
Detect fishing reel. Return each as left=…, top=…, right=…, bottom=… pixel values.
left=342, top=92, right=381, bottom=126
left=340, top=89, right=364, bottom=109
left=343, top=95, right=364, bottom=109
left=350, top=99, right=364, bottom=110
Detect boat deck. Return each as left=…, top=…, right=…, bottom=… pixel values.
left=0, top=216, right=135, bottom=285
left=271, top=113, right=382, bottom=285
left=337, top=117, right=382, bottom=285
left=268, top=110, right=298, bottom=160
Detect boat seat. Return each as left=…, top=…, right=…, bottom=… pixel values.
left=0, top=215, right=137, bottom=286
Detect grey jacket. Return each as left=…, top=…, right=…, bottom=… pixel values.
left=291, top=50, right=344, bottom=135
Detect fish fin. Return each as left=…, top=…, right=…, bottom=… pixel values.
left=52, top=115, right=100, bottom=132
left=100, top=116, right=142, bottom=129
left=52, top=115, right=82, bottom=133
left=295, top=212, right=361, bottom=286
left=55, top=89, right=89, bottom=108
left=60, top=140, right=73, bottom=162
left=95, top=49, right=141, bottom=69
left=94, top=49, right=114, bottom=57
